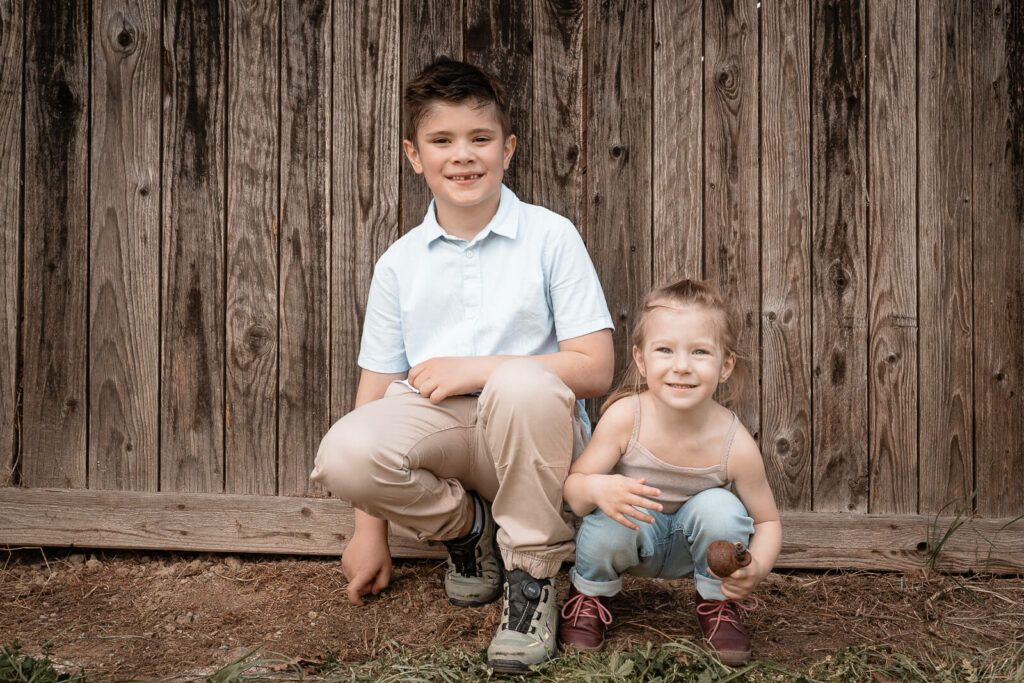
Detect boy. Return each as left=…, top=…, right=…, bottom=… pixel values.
left=311, top=57, right=614, bottom=672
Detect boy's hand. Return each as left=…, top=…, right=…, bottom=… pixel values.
left=588, top=474, right=663, bottom=530
left=408, top=357, right=486, bottom=403
left=341, top=529, right=393, bottom=605
left=709, top=556, right=766, bottom=601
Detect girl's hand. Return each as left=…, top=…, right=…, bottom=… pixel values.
left=709, top=555, right=766, bottom=600
left=587, top=474, right=663, bottom=530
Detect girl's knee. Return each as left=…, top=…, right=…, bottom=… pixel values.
left=577, top=510, right=641, bottom=555
left=683, top=488, right=752, bottom=540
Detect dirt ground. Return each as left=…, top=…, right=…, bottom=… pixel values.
left=1, top=547, right=1023, bottom=680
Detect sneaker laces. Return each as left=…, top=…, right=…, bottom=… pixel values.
left=696, top=597, right=759, bottom=640
left=560, top=592, right=612, bottom=627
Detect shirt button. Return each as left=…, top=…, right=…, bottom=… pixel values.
left=465, top=250, right=474, bottom=259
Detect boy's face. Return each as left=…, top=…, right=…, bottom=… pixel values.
left=403, top=100, right=516, bottom=227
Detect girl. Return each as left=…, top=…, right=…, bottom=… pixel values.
left=558, top=278, right=781, bottom=665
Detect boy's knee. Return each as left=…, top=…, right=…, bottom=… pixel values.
left=310, top=419, right=384, bottom=503
left=480, top=358, right=573, bottom=410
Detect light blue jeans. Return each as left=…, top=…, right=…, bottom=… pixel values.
left=570, top=487, right=754, bottom=601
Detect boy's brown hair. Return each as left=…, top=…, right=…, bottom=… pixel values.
left=403, top=57, right=511, bottom=142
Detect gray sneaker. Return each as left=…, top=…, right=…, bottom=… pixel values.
left=442, top=493, right=502, bottom=607
left=487, top=569, right=558, bottom=672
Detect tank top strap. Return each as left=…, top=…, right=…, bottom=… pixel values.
left=719, top=413, right=740, bottom=466
left=628, top=393, right=642, bottom=449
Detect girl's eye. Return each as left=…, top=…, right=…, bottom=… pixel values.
left=693, top=349, right=710, bottom=356
left=432, top=137, right=449, bottom=144
left=656, top=347, right=672, bottom=354
left=474, top=136, right=492, bottom=143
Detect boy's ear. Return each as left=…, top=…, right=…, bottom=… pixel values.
left=632, top=345, right=646, bottom=378
left=402, top=139, right=424, bottom=174
left=502, top=134, right=517, bottom=170
left=720, top=353, right=736, bottom=382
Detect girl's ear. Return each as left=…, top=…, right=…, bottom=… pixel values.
left=632, top=345, right=646, bottom=378
left=720, top=353, right=736, bottom=383
left=402, top=139, right=424, bottom=174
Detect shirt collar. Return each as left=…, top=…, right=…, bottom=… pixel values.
left=422, top=185, right=519, bottom=246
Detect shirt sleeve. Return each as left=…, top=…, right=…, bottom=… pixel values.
left=357, top=257, right=410, bottom=374
left=546, top=219, right=614, bottom=341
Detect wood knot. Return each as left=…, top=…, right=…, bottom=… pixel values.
left=245, top=325, right=272, bottom=353
left=108, top=14, right=138, bottom=54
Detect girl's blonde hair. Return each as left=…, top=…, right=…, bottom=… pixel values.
left=600, top=278, right=748, bottom=415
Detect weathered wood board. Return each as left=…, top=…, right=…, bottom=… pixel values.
left=3, top=487, right=1023, bottom=574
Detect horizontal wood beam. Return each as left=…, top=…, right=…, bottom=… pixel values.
left=1, top=488, right=1022, bottom=573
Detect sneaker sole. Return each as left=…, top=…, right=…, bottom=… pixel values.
left=447, top=593, right=500, bottom=608
left=488, top=659, right=532, bottom=673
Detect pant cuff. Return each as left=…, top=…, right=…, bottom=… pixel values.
left=694, top=571, right=727, bottom=601
left=500, top=548, right=565, bottom=579
left=569, top=566, right=622, bottom=597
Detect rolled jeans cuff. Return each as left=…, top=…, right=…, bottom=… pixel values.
left=569, top=566, right=622, bottom=597
left=694, top=571, right=728, bottom=601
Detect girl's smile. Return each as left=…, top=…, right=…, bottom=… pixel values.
left=633, top=305, right=735, bottom=412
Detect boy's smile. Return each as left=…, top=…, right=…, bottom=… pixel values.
left=403, top=100, right=516, bottom=239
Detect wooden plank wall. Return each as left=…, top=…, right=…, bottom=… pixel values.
left=2, top=0, right=1024, bottom=560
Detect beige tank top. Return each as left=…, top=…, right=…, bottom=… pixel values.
left=613, top=394, right=738, bottom=514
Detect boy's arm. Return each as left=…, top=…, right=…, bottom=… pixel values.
left=354, top=368, right=408, bottom=408
left=408, top=328, right=614, bottom=403
left=344, top=368, right=406, bottom=606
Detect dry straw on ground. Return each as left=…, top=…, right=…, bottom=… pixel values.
left=1, top=548, right=1022, bottom=679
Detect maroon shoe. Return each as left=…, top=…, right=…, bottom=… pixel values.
left=558, top=586, right=613, bottom=650
left=694, top=594, right=758, bottom=665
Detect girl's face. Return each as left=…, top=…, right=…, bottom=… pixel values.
left=632, top=304, right=735, bottom=412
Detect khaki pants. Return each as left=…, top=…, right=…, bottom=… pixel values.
left=310, top=358, right=586, bottom=578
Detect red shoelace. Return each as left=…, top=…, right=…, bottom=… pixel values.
left=560, top=591, right=613, bottom=627
left=695, top=596, right=759, bottom=639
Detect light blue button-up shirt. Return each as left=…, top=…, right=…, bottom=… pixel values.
left=358, top=185, right=613, bottom=428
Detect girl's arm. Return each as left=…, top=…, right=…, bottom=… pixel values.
left=563, top=398, right=663, bottom=528
left=717, top=432, right=783, bottom=600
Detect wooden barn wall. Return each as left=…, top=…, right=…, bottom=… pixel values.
left=1, top=0, right=1023, bottom=563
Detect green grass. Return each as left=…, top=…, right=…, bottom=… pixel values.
left=0, top=642, right=85, bottom=683
left=4, top=640, right=1023, bottom=683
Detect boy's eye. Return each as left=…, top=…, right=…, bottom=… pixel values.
left=655, top=347, right=672, bottom=354
left=693, top=349, right=710, bottom=356
left=432, top=137, right=450, bottom=144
